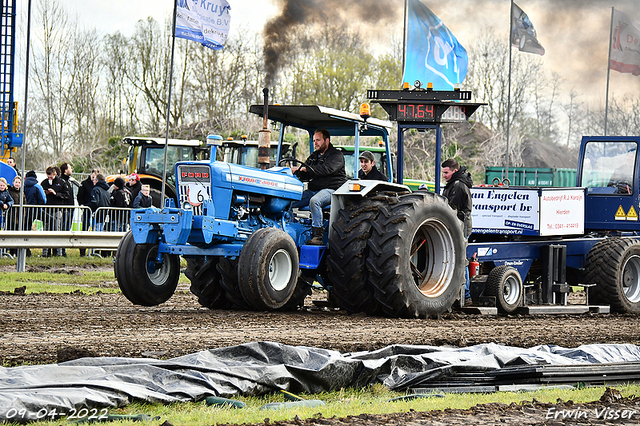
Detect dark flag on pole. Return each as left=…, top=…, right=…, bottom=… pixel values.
left=510, top=3, right=545, bottom=55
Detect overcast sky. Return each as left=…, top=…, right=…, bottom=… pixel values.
left=13, top=0, right=640, bottom=106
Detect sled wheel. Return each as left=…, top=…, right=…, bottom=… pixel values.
left=326, top=196, right=385, bottom=315
left=115, top=231, right=180, bottom=306
left=368, top=192, right=467, bottom=318
left=184, top=257, right=230, bottom=309
left=485, top=265, right=523, bottom=314
left=585, top=238, right=640, bottom=313
left=217, top=258, right=252, bottom=310
left=238, top=228, right=299, bottom=310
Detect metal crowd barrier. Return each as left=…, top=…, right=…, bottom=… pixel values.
left=0, top=205, right=131, bottom=233
left=0, top=206, right=130, bottom=260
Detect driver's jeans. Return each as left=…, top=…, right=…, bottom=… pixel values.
left=292, top=188, right=334, bottom=228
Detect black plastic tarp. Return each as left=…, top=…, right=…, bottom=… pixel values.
left=1, top=341, right=640, bottom=422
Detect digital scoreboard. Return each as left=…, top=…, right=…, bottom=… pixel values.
left=367, top=89, right=484, bottom=124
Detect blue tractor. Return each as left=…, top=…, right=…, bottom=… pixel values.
left=114, top=100, right=474, bottom=318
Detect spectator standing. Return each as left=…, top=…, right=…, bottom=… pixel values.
left=0, top=178, right=14, bottom=229
left=8, top=176, right=24, bottom=231
left=110, top=177, right=131, bottom=231
left=125, top=173, right=142, bottom=201
left=441, top=158, right=473, bottom=303
left=6, top=157, right=19, bottom=176
left=133, top=184, right=152, bottom=208
left=24, top=171, right=46, bottom=206
left=110, top=177, right=132, bottom=208
left=41, top=166, right=70, bottom=256
left=8, top=175, right=24, bottom=205
left=77, top=169, right=98, bottom=255
left=89, top=174, right=110, bottom=231
left=59, top=163, right=76, bottom=256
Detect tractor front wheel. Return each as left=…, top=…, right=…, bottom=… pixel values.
left=115, top=231, right=180, bottom=306
left=238, top=228, right=299, bottom=310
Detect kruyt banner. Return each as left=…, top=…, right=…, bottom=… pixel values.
left=175, top=0, right=231, bottom=50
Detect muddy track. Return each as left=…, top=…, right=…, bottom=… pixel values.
left=1, top=287, right=639, bottom=366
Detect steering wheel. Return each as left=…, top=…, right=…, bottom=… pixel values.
left=608, top=181, right=633, bottom=194
left=278, top=157, right=314, bottom=175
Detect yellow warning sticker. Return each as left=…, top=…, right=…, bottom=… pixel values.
left=615, top=205, right=627, bottom=220
left=628, top=205, right=638, bottom=221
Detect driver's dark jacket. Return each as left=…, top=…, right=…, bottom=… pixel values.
left=296, top=143, right=348, bottom=191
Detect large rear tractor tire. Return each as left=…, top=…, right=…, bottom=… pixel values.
left=485, top=265, right=523, bottom=314
left=279, top=272, right=314, bottom=311
left=326, top=197, right=385, bottom=315
left=367, top=192, right=467, bottom=318
left=217, top=258, right=252, bottom=310
left=115, top=231, right=180, bottom=306
left=585, top=238, right=640, bottom=313
left=238, top=228, right=299, bottom=310
left=184, top=257, right=230, bottom=309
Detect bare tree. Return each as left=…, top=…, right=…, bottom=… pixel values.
left=466, top=28, right=543, bottom=137
left=102, top=32, right=142, bottom=138
left=30, top=0, right=74, bottom=158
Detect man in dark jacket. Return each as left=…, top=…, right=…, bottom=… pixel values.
left=24, top=171, right=46, bottom=206
left=442, top=159, right=473, bottom=237
left=58, top=163, right=76, bottom=255
left=357, top=151, right=387, bottom=181
left=291, top=129, right=348, bottom=245
left=41, top=166, right=70, bottom=256
left=442, top=158, right=473, bottom=302
left=41, top=166, right=70, bottom=206
left=110, top=177, right=131, bottom=231
left=90, top=174, right=110, bottom=231
left=77, top=169, right=98, bottom=255
left=23, top=171, right=45, bottom=254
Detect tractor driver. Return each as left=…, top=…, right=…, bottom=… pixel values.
left=291, top=129, right=348, bottom=245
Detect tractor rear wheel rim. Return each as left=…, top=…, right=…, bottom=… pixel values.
left=622, top=254, right=640, bottom=303
left=410, top=218, right=455, bottom=298
left=269, top=248, right=292, bottom=292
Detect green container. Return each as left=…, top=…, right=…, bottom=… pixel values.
left=484, top=167, right=576, bottom=187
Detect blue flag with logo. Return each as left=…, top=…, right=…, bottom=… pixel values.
left=175, top=0, right=231, bottom=50
left=403, top=0, right=468, bottom=90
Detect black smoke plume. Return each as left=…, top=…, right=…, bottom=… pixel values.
left=263, top=0, right=399, bottom=87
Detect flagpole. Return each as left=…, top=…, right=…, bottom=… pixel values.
left=604, top=7, right=614, bottom=136
left=16, top=0, right=32, bottom=273
left=161, top=0, right=179, bottom=205
left=401, top=0, right=408, bottom=84
left=505, top=0, right=514, bottom=181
